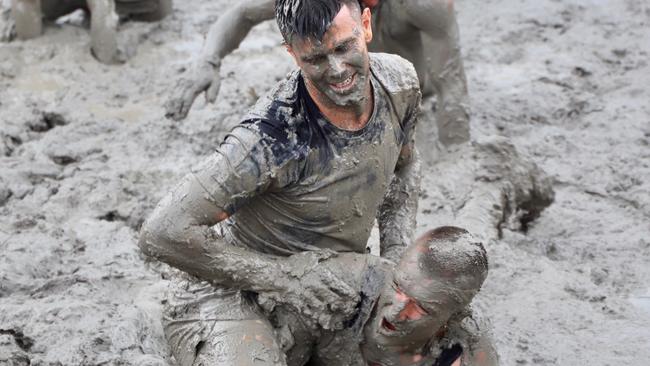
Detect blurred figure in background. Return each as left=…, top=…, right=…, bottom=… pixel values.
left=3, top=0, right=172, bottom=63
left=166, top=0, right=471, bottom=146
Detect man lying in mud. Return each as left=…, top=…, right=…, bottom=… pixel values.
left=165, top=0, right=470, bottom=146
left=4, top=0, right=171, bottom=63
left=304, top=226, right=498, bottom=366
left=139, top=0, right=423, bottom=364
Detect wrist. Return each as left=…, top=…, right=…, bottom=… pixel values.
left=381, top=241, right=406, bottom=263
left=203, top=56, right=221, bottom=70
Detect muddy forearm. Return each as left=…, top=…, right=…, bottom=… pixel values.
left=428, top=35, right=470, bottom=146
left=378, top=148, right=422, bottom=263
left=140, top=222, right=282, bottom=292
left=138, top=174, right=283, bottom=292
left=199, top=0, right=274, bottom=67
left=139, top=192, right=362, bottom=329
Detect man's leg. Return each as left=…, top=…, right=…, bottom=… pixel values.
left=163, top=273, right=288, bottom=366
left=425, top=0, right=471, bottom=146
left=10, top=0, right=42, bottom=39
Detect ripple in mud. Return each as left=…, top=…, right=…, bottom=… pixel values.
left=0, top=329, right=34, bottom=352
left=49, top=154, right=78, bottom=166
left=0, top=134, right=22, bottom=157
left=27, top=111, right=68, bottom=133
left=97, top=210, right=128, bottom=223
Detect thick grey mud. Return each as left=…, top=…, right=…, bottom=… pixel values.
left=1, top=0, right=650, bottom=365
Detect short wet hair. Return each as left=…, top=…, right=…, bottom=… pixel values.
left=411, top=226, right=488, bottom=302
left=275, top=0, right=362, bottom=43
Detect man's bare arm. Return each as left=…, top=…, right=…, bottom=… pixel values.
left=165, top=0, right=275, bottom=121
left=200, top=0, right=275, bottom=67
left=378, top=140, right=422, bottom=263
left=138, top=162, right=359, bottom=330
left=377, top=143, right=422, bottom=263
left=404, top=0, right=470, bottom=146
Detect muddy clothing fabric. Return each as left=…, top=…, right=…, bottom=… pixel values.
left=165, top=52, right=420, bottom=366
left=191, top=52, right=420, bottom=256
left=432, top=344, right=463, bottom=366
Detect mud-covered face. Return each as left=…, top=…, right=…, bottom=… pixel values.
left=368, top=270, right=458, bottom=349
left=287, top=4, right=373, bottom=108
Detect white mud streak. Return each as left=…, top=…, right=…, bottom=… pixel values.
left=0, top=0, right=649, bottom=364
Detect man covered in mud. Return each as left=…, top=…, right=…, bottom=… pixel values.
left=139, top=0, right=422, bottom=364
left=306, top=226, right=498, bottom=366
left=3, top=0, right=171, bottom=63
left=165, top=0, right=470, bottom=146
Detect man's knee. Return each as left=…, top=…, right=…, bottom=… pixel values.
left=425, top=0, right=458, bottom=35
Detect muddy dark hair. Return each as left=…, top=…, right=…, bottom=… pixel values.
left=275, top=0, right=362, bottom=43
left=413, top=226, right=489, bottom=292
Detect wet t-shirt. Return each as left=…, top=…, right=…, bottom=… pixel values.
left=192, top=53, right=420, bottom=256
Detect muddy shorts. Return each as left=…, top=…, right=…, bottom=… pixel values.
left=163, top=274, right=317, bottom=366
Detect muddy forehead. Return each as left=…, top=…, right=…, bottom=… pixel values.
left=393, top=268, right=454, bottom=306
left=394, top=237, right=488, bottom=302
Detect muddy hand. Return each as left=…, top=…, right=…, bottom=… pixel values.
left=165, top=61, right=221, bottom=121
left=258, top=251, right=361, bottom=330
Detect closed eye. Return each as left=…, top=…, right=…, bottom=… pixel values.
left=303, top=55, right=326, bottom=64
left=394, top=280, right=429, bottom=315
left=334, top=44, right=349, bottom=54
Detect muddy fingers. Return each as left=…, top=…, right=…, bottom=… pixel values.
left=165, top=61, right=216, bottom=120
left=255, top=252, right=363, bottom=331
left=205, top=66, right=222, bottom=103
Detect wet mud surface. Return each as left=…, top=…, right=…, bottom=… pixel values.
left=1, top=0, right=649, bottom=364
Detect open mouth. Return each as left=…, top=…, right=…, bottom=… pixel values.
left=329, top=73, right=356, bottom=93
left=381, top=317, right=396, bottom=332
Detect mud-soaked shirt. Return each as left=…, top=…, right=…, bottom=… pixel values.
left=192, top=53, right=420, bottom=256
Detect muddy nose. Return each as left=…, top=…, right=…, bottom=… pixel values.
left=327, top=55, right=346, bottom=78
left=388, top=299, right=409, bottom=322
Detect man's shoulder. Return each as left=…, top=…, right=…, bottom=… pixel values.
left=369, top=52, right=419, bottom=96
left=233, top=70, right=312, bottom=164
left=244, top=69, right=303, bottom=123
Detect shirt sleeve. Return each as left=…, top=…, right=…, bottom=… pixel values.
left=189, top=123, right=278, bottom=216
left=401, top=87, right=422, bottom=147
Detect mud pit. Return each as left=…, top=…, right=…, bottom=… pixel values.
left=1, top=0, right=650, bottom=364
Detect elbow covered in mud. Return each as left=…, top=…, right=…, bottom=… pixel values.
left=137, top=215, right=167, bottom=260
left=137, top=205, right=183, bottom=261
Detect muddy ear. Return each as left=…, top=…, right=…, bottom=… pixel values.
left=361, top=7, right=373, bottom=43
left=285, top=44, right=299, bottom=64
